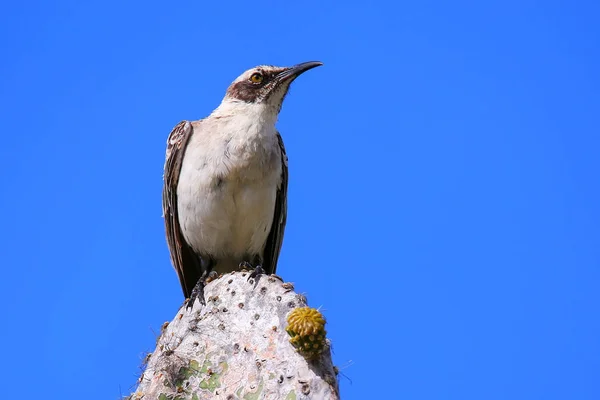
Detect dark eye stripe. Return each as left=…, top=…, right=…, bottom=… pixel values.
left=226, top=67, right=286, bottom=103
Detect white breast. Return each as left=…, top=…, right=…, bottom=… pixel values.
left=176, top=110, right=282, bottom=271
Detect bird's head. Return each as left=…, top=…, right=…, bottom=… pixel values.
left=221, top=61, right=323, bottom=113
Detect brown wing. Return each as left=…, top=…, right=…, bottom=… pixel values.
left=262, top=132, right=288, bottom=275
left=162, top=120, right=202, bottom=298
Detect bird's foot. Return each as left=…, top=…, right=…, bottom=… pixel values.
left=186, top=282, right=205, bottom=310
left=238, top=260, right=265, bottom=284
left=205, top=270, right=218, bottom=283
left=238, top=261, right=253, bottom=272
left=247, top=264, right=266, bottom=283
left=185, top=270, right=217, bottom=310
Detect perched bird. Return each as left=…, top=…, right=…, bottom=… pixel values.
left=162, top=61, right=323, bottom=308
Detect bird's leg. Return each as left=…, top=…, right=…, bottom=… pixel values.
left=186, top=257, right=214, bottom=310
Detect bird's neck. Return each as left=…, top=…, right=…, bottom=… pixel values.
left=208, top=99, right=280, bottom=154
left=211, top=98, right=279, bottom=128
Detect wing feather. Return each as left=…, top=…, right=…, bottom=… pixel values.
left=262, top=132, right=288, bottom=274
left=162, top=120, right=202, bottom=298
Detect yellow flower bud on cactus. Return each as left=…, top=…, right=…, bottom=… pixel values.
left=286, top=307, right=327, bottom=359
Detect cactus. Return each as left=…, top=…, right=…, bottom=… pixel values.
left=286, top=307, right=327, bottom=360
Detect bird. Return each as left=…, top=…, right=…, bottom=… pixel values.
left=162, top=61, right=323, bottom=308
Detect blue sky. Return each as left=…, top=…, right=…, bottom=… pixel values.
left=1, top=0, right=599, bottom=399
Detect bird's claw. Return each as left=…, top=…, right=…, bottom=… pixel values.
left=205, top=270, right=218, bottom=283
left=248, top=265, right=265, bottom=282
left=238, top=261, right=253, bottom=271
left=186, top=272, right=211, bottom=310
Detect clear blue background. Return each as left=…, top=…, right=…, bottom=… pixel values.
left=1, top=0, right=598, bottom=399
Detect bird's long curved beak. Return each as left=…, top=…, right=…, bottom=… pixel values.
left=276, top=61, right=323, bottom=82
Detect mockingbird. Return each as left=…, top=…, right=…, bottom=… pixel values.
left=162, top=61, right=323, bottom=308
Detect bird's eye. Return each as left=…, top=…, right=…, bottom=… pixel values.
left=250, top=73, right=263, bottom=84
